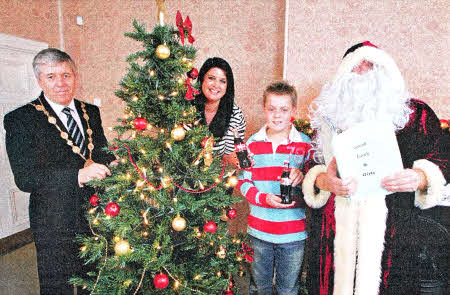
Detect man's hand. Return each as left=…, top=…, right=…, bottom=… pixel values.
left=266, top=193, right=296, bottom=208
left=315, top=157, right=357, bottom=197
left=78, top=163, right=111, bottom=186
left=289, top=168, right=304, bottom=187
left=381, top=168, right=426, bottom=192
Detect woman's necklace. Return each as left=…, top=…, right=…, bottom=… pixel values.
left=29, top=98, right=95, bottom=167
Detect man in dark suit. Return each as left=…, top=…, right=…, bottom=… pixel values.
left=4, top=48, right=116, bottom=294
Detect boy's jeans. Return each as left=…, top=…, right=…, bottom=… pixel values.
left=249, top=236, right=305, bottom=295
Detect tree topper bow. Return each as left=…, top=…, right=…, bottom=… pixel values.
left=176, top=10, right=195, bottom=45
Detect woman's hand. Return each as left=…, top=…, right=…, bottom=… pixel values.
left=381, top=168, right=426, bottom=192
left=223, top=151, right=255, bottom=169
left=222, top=152, right=240, bottom=169
left=315, top=157, right=358, bottom=197
left=266, top=193, right=296, bottom=208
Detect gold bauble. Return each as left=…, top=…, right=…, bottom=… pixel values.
left=216, top=250, right=226, bottom=259
left=156, top=44, right=171, bottom=59
left=114, top=240, right=130, bottom=256
left=171, top=126, right=186, bottom=141
left=227, top=175, right=239, bottom=187
left=172, top=216, right=187, bottom=231
left=220, top=209, right=229, bottom=221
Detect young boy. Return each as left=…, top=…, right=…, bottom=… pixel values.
left=238, top=81, right=312, bottom=295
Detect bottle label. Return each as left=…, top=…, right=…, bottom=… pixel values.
left=280, top=177, right=291, bottom=186
left=235, top=143, right=247, bottom=152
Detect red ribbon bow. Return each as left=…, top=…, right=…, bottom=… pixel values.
left=184, top=77, right=199, bottom=100
left=237, top=243, right=254, bottom=262
left=176, top=10, right=195, bottom=45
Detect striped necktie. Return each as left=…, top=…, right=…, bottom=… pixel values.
left=62, top=107, right=87, bottom=156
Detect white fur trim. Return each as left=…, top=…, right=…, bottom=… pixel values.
left=333, top=197, right=388, bottom=295
left=334, top=46, right=405, bottom=91
left=355, top=197, right=387, bottom=295
left=413, top=159, right=446, bottom=209
left=334, top=197, right=358, bottom=295
left=302, top=165, right=331, bottom=208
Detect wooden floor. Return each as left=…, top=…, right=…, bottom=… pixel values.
left=0, top=243, right=40, bottom=295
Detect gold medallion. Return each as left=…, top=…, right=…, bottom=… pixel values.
left=67, top=140, right=73, bottom=146
left=61, top=132, right=68, bottom=139
left=87, top=129, right=93, bottom=135
left=88, top=143, right=94, bottom=150
left=35, top=105, right=44, bottom=111
left=72, top=146, right=80, bottom=153
left=48, top=117, right=56, bottom=124
left=83, top=114, right=89, bottom=120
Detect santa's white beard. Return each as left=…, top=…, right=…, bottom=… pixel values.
left=310, top=66, right=412, bottom=163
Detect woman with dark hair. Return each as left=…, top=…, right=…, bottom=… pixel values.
left=195, top=57, right=246, bottom=166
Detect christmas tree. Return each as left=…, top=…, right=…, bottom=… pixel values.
left=71, top=9, right=250, bottom=295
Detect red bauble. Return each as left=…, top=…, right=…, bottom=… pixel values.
left=89, top=194, right=100, bottom=206
left=229, top=277, right=234, bottom=288
left=105, top=202, right=120, bottom=217
left=188, top=68, right=199, bottom=79
left=440, top=119, right=449, bottom=129
left=226, top=209, right=238, bottom=220
left=153, top=273, right=169, bottom=289
left=203, top=221, right=217, bottom=233
left=133, top=117, right=148, bottom=131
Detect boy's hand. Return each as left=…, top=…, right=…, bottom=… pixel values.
left=266, top=193, right=296, bottom=208
left=289, top=168, right=304, bottom=187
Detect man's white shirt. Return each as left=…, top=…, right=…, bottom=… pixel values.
left=44, top=96, right=85, bottom=137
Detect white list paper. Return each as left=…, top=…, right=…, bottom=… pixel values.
left=331, top=120, right=404, bottom=199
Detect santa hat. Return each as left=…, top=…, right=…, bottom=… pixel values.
left=334, top=41, right=405, bottom=90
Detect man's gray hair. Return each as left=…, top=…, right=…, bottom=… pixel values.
left=32, top=48, right=76, bottom=77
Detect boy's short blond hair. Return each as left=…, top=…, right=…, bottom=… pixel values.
left=263, top=81, right=297, bottom=107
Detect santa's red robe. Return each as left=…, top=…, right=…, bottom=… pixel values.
left=303, top=99, right=448, bottom=295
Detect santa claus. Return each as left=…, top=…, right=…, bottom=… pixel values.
left=302, top=41, right=448, bottom=295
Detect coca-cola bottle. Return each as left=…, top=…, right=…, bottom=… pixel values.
left=233, top=128, right=251, bottom=169
left=280, top=160, right=292, bottom=204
